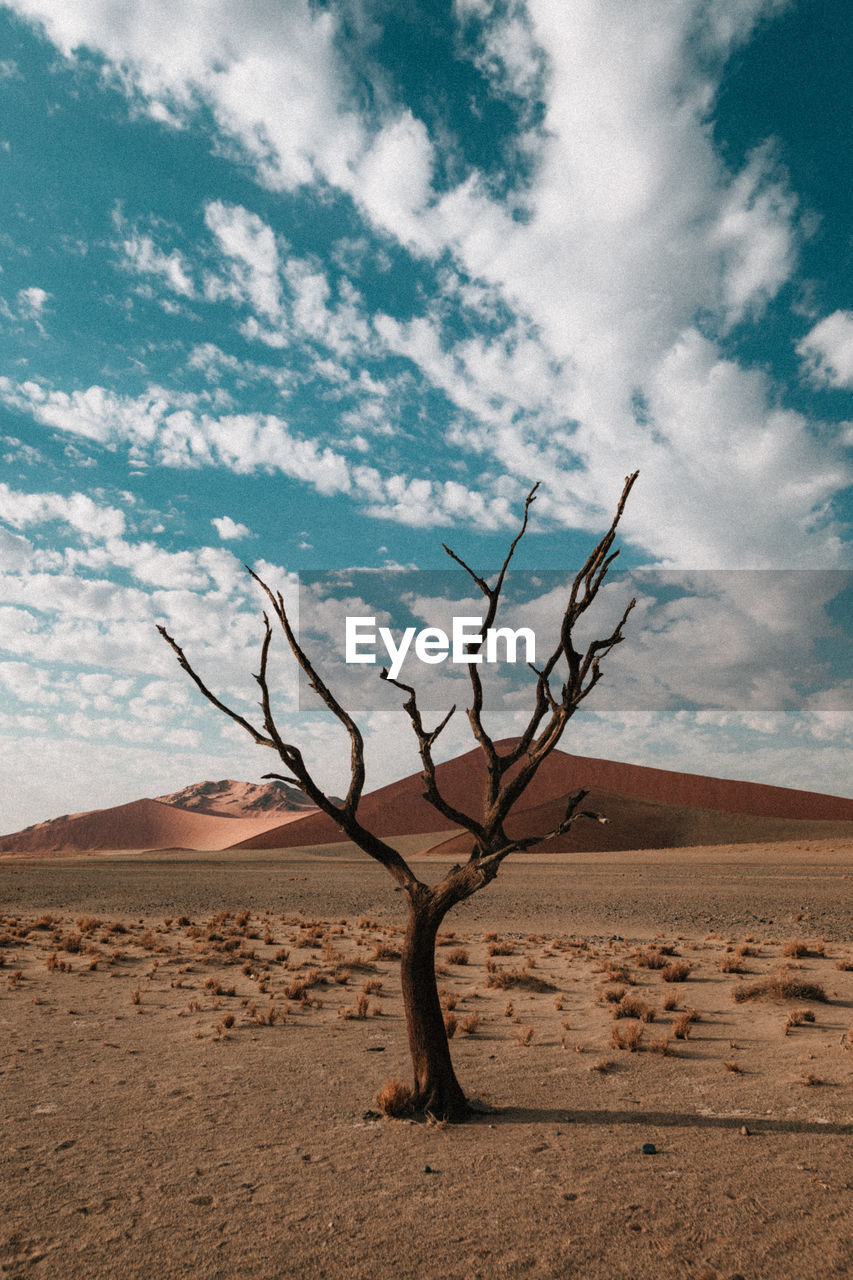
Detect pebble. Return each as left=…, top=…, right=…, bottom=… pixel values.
left=740, top=1125, right=750, bottom=1136
left=423, top=1164, right=433, bottom=1173
left=641, top=1142, right=656, bottom=1155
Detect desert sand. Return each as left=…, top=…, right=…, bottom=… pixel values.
left=1, top=838, right=851, bottom=1280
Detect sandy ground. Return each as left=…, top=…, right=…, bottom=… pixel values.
left=1, top=839, right=851, bottom=1280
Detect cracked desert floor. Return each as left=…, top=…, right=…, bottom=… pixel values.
left=1, top=839, right=852, bottom=1280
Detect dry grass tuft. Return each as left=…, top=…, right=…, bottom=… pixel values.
left=485, top=961, right=553, bottom=992
left=370, top=942, right=401, bottom=961
left=661, top=960, right=691, bottom=983
left=514, top=1025, right=534, bottom=1047
left=598, top=985, right=627, bottom=1005
left=781, top=939, right=809, bottom=958
left=443, top=1011, right=457, bottom=1039
left=732, top=967, right=828, bottom=1004
left=445, top=947, right=469, bottom=966
left=376, top=1079, right=413, bottom=1117
left=610, top=1020, right=644, bottom=1052
left=459, top=1012, right=480, bottom=1035
left=613, top=994, right=656, bottom=1022
left=672, top=1009, right=698, bottom=1039
left=486, top=940, right=516, bottom=956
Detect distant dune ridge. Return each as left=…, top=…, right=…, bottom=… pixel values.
left=155, top=777, right=316, bottom=817
left=3, top=743, right=851, bottom=856
left=227, top=742, right=853, bottom=854
left=0, top=781, right=315, bottom=855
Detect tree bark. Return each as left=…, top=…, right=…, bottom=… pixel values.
left=400, top=892, right=469, bottom=1122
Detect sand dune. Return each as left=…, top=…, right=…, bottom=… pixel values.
left=3, top=743, right=851, bottom=856
left=230, top=742, right=853, bottom=851
left=0, top=797, right=302, bottom=855
left=425, top=786, right=853, bottom=858
left=155, top=777, right=315, bottom=817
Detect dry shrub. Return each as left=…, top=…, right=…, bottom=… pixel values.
left=662, top=992, right=679, bottom=1011
left=799, top=1072, right=823, bottom=1086
left=444, top=1011, right=458, bottom=1038
left=33, top=914, right=60, bottom=930
left=333, top=968, right=351, bottom=985
left=598, top=985, right=627, bottom=1005
left=732, top=967, right=828, bottom=1004
left=130, top=988, right=141, bottom=1005
left=601, top=961, right=633, bottom=985
left=361, top=978, right=383, bottom=995
left=736, top=943, right=760, bottom=958
left=590, top=1058, right=613, bottom=1073
left=487, top=940, right=516, bottom=957
left=782, top=939, right=809, bottom=958
left=610, top=1020, right=644, bottom=1052
left=723, top=1059, right=742, bottom=1073
left=514, top=1025, right=534, bottom=1046
left=371, top=942, right=401, bottom=961
left=485, top=961, right=553, bottom=992
left=377, top=1079, right=413, bottom=1117
left=503, top=1000, right=514, bottom=1018
left=459, top=1012, right=479, bottom=1035
left=284, top=977, right=314, bottom=1002
left=649, top=1033, right=671, bottom=1055
left=661, top=961, right=691, bottom=983
left=446, top=947, right=469, bottom=966
left=672, top=1009, right=698, bottom=1040
left=614, top=994, right=655, bottom=1023
left=783, top=1008, right=816, bottom=1034
left=835, top=958, right=853, bottom=972
left=720, top=954, right=744, bottom=974
left=635, top=945, right=676, bottom=970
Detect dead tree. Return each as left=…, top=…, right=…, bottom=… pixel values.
left=158, top=471, right=639, bottom=1122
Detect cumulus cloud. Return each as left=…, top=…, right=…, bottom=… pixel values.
left=16, top=285, right=51, bottom=319
left=205, top=201, right=284, bottom=320
left=797, top=311, right=853, bottom=389
left=4, top=0, right=850, bottom=574
left=121, top=231, right=194, bottom=296
left=0, top=483, right=126, bottom=541
left=211, top=515, right=252, bottom=541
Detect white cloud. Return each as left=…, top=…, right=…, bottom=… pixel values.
left=797, top=311, right=853, bottom=389
left=122, top=232, right=194, bottom=296
left=204, top=200, right=284, bottom=320
left=212, top=515, right=252, bottom=541
left=16, top=285, right=50, bottom=319
left=5, top=0, right=849, bottom=573
left=0, top=482, right=127, bottom=541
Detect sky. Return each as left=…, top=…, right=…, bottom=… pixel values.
left=0, top=0, right=851, bottom=833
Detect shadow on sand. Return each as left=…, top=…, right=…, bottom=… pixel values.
left=482, top=1106, right=853, bottom=1136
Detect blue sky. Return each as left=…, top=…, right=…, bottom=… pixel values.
left=0, top=0, right=850, bottom=831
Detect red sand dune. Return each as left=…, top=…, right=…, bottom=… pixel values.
left=3, top=745, right=851, bottom=856
left=230, top=742, right=853, bottom=852
left=425, top=787, right=853, bottom=858
left=0, top=797, right=305, bottom=856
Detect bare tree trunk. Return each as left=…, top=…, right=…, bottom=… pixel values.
left=400, top=893, right=468, bottom=1122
